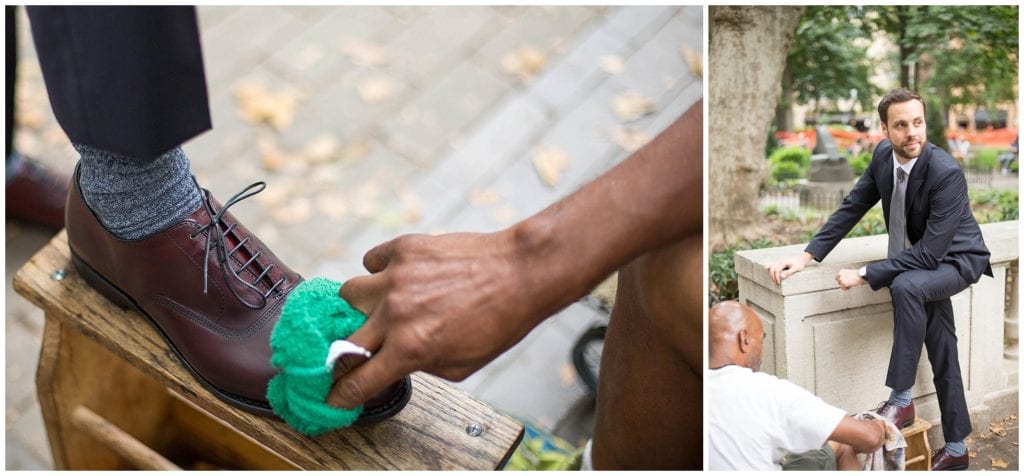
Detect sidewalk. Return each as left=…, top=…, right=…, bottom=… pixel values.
left=6, top=6, right=701, bottom=468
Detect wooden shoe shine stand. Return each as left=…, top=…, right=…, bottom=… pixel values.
left=13, top=231, right=523, bottom=470
left=902, top=417, right=932, bottom=471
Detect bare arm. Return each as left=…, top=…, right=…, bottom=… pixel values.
left=326, top=100, right=703, bottom=408
left=829, top=416, right=886, bottom=454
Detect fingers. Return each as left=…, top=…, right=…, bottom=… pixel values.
left=767, top=262, right=788, bottom=285
left=327, top=342, right=414, bottom=409
left=339, top=317, right=385, bottom=357
left=339, top=274, right=387, bottom=316
left=362, top=239, right=397, bottom=273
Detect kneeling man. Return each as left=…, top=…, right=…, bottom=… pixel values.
left=708, top=301, right=886, bottom=470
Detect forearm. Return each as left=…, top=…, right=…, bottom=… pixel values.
left=510, top=100, right=703, bottom=309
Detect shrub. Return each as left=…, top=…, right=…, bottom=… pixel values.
left=771, top=161, right=803, bottom=182
left=849, top=152, right=872, bottom=175
left=709, top=238, right=779, bottom=303
left=769, top=146, right=812, bottom=169
left=971, top=148, right=1000, bottom=171
left=846, top=207, right=888, bottom=238
left=971, top=188, right=1019, bottom=222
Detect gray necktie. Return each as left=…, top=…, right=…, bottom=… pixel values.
left=888, top=168, right=908, bottom=258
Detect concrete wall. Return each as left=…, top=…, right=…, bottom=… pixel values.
left=736, top=220, right=1019, bottom=445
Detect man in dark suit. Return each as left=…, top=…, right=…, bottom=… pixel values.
left=769, top=88, right=991, bottom=471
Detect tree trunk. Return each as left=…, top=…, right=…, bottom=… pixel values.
left=775, top=64, right=795, bottom=132
left=896, top=6, right=912, bottom=88
left=709, top=6, right=805, bottom=248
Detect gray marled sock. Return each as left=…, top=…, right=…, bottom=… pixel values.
left=75, top=144, right=202, bottom=240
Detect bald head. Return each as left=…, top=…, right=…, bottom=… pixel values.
left=708, top=301, right=764, bottom=371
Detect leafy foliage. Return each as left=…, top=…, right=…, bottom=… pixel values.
left=972, top=188, right=1019, bottom=222
left=850, top=152, right=872, bottom=175
left=859, top=6, right=1018, bottom=109
left=785, top=7, right=877, bottom=112
left=709, top=238, right=779, bottom=303
left=768, top=146, right=812, bottom=182
left=769, top=146, right=812, bottom=169
left=971, top=148, right=1000, bottom=171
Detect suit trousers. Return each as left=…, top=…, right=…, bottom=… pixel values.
left=26, top=6, right=210, bottom=162
left=886, top=262, right=972, bottom=442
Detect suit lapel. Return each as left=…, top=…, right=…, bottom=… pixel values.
left=905, top=144, right=929, bottom=216
left=878, top=141, right=895, bottom=215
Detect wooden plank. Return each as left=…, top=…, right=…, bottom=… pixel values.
left=14, top=231, right=523, bottom=470
left=35, top=318, right=70, bottom=469
left=69, top=406, right=181, bottom=470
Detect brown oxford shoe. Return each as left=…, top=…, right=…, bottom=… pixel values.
left=873, top=400, right=915, bottom=429
left=930, top=448, right=969, bottom=471
left=66, top=164, right=410, bottom=422
left=6, top=155, right=69, bottom=230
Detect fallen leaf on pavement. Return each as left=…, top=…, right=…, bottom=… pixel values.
left=501, top=45, right=548, bottom=82
left=612, top=91, right=656, bottom=122
left=358, top=77, right=395, bottom=104
left=469, top=188, right=501, bottom=207
left=599, top=55, right=625, bottom=75
left=339, top=38, right=389, bottom=67
left=682, top=47, right=702, bottom=78
left=559, top=363, right=577, bottom=387
left=304, top=135, right=340, bottom=164
left=233, top=80, right=299, bottom=130
left=991, top=458, right=1008, bottom=469
left=254, top=181, right=292, bottom=208
left=339, top=137, right=373, bottom=163
left=611, top=126, right=651, bottom=152
left=531, top=145, right=569, bottom=187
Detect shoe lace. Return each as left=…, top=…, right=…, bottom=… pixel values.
left=188, top=177, right=286, bottom=309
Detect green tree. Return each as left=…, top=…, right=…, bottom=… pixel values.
left=776, top=6, right=876, bottom=131
left=862, top=6, right=1018, bottom=113
left=917, top=6, right=1019, bottom=111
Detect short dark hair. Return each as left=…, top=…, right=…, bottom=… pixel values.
left=878, top=88, right=925, bottom=125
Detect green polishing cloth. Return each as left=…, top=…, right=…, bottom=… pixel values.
left=267, top=277, right=366, bottom=435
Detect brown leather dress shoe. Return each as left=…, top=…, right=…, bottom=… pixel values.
left=66, top=164, right=411, bottom=423
left=6, top=156, right=69, bottom=230
left=873, top=400, right=915, bottom=429
left=931, top=448, right=969, bottom=471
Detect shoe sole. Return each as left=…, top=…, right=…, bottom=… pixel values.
left=70, top=249, right=412, bottom=424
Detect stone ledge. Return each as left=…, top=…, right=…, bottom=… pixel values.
left=736, top=220, right=1020, bottom=296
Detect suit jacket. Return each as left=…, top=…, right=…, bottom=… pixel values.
left=805, top=139, right=993, bottom=291
left=26, top=6, right=210, bottom=161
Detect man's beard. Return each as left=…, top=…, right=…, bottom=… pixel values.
left=893, top=140, right=924, bottom=161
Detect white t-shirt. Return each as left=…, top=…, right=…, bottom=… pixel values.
left=707, top=365, right=847, bottom=470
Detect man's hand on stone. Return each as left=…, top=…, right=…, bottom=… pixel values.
left=767, top=252, right=814, bottom=285
left=836, top=269, right=866, bottom=290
